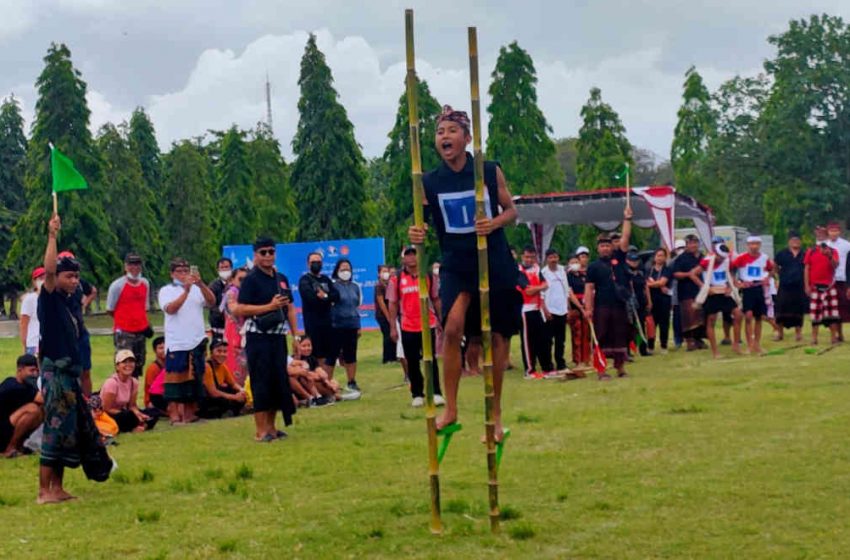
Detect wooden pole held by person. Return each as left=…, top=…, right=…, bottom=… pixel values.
left=405, top=8, right=443, bottom=536
left=468, top=25, right=500, bottom=534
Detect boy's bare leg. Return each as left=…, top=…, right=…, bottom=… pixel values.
left=437, top=293, right=471, bottom=430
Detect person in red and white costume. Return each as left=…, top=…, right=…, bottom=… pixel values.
left=698, top=242, right=743, bottom=358
left=805, top=228, right=840, bottom=345
left=731, top=236, right=774, bottom=355
left=518, top=246, right=554, bottom=379
left=388, top=246, right=445, bottom=408
left=825, top=221, right=850, bottom=341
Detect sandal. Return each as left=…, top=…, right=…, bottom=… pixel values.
left=255, top=434, right=276, bottom=443
left=275, top=430, right=288, bottom=440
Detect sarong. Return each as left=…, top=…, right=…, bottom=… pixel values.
left=679, top=298, right=705, bottom=336
left=836, top=281, right=850, bottom=323
left=776, top=285, right=807, bottom=328
left=40, top=357, right=95, bottom=468
left=164, top=340, right=207, bottom=403
left=567, top=309, right=591, bottom=364
left=810, top=285, right=840, bottom=325
left=593, top=305, right=629, bottom=366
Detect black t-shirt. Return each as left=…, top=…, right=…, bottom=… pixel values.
left=648, top=265, right=673, bottom=300
left=67, top=278, right=93, bottom=335
left=38, top=287, right=81, bottom=364
left=567, top=270, right=587, bottom=295
left=774, top=248, right=804, bottom=287
left=208, top=278, right=227, bottom=329
left=298, top=273, right=338, bottom=329
left=586, top=249, right=627, bottom=308
left=673, top=252, right=702, bottom=301
left=422, top=154, right=515, bottom=290
left=239, top=268, right=292, bottom=333
left=629, top=269, right=648, bottom=308
left=0, top=376, right=37, bottom=419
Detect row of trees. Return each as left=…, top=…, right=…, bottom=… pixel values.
left=0, top=14, right=847, bottom=293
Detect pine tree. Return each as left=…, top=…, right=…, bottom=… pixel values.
left=217, top=125, right=259, bottom=244
left=381, top=77, right=442, bottom=259
left=671, top=67, right=719, bottom=206
left=486, top=42, right=562, bottom=195
left=0, top=96, right=28, bottom=301
left=290, top=34, right=368, bottom=241
left=97, top=123, right=165, bottom=281
left=162, top=141, right=217, bottom=273
left=8, top=43, right=118, bottom=286
left=248, top=123, right=297, bottom=242
left=0, top=96, right=28, bottom=213
left=128, top=107, right=163, bottom=215
left=576, top=87, right=633, bottom=190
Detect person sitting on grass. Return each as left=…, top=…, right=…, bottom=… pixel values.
left=287, top=356, right=327, bottom=407
left=143, top=336, right=167, bottom=413
left=199, top=339, right=246, bottom=419
left=296, top=336, right=343, bottom=401
left=1, top=354, right=43, bottom=458
left=100, top=349, right=160, bottom=433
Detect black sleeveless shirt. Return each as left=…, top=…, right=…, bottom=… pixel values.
left=422, top=153, right=515, bottom=290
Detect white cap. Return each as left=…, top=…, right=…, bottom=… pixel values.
left=575, top=246, right=590, bottom=256
left=746, top=235, right=762, bottom=243
left=674, top=239, right=686, bottom=250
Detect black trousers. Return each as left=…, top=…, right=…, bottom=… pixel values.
left=545, top=313, right=568, bottom=370
left=377, top=315, right=396, bottom=363
left=109, top=408, right=160, bottom=433
left=245, top=333, right=294, bottom=425
left=521, top=309, right=553, bottom=374
left=401, top=329, right=442, bottom=398
left=649, top=295, right=671, bottom=350
left=199, top=392, right=244, bottom=419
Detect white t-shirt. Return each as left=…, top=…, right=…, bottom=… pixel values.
left=541, top=265, right=569, bottom=316
left=20, top=291, right=40, bottom=349
left=826, top=237, right=850, bottom=282
left=158, top=283, right=207, bottom=351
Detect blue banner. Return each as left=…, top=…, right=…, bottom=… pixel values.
left=222, top=237, right=385, bottom=330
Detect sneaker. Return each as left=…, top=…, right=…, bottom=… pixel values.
left=543, top=371, right=564, bottom=379
left=411, top=397, right=425, bottom=408
left=434, top=394, right=446, bottom=407
left=340, top=388, right=361, bottom=401
left=347, top=380, right=361, bottom=392
left=523, top=371, right=544, bottom=380
left=312, top=396, right=334, bottom=407
left=720, top=339, right=731, bottom=346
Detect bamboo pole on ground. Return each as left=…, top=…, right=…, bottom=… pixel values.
left=404, top=9, right=442, bottom=536
left=467, top=25, right=500, bottom=534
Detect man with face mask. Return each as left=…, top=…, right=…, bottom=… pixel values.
left=374, top=265, right=396, bottom=364
left=298, top=252, right=340, bottom=373
left=107, top=253, right=151, bottom=378
left=207, top=258, right=233, bottom=342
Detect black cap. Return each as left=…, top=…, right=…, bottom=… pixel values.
left=684, top=234, right=699, bottom=242
left=170, top=257, right=189, bottom=272
left=56, top=256, right=80, bottom=273
left=17, top=354, right=38, bottom=368
left=402, top=245, right=417, bottom=255
left=253, top=237, right=275, bottom=251
left=788, top=230, right=801, bottom=240
left=626, top=251, right=640, bottom=261
left=125, top=252, right=143, bottom=264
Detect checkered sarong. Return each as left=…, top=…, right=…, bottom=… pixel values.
left=809, top=285, right=840, bottom=325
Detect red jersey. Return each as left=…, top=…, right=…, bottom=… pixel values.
left=113, top=280, right=150, bottom=332
left=804, top=247, right=838, bottom=287
left=519, top=264, right=545, bottom=311
left=387, top=270, right=437, bottom=333
left=730, top=252, right=773, bottom=283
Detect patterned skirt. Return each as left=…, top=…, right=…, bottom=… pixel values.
left=40, top=357, right=96, bottom=468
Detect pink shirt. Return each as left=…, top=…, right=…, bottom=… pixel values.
left=149, top=368, right=165, bottom=396
left=101, top=373, right=138, bottom=409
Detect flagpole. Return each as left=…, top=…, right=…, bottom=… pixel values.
left=48, top=142, right=57, bottom=215
left=404, top=8, right=443, bottom=536
left=625, top=162, right=631, bottom=210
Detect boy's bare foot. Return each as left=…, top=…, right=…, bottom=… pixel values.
left=435, top=412, right=458, bottom=432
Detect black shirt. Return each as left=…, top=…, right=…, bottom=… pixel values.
left=568, top=270, right=587, bottom=296
left=208, top=278, right=227, bottom=329
left=298, top=273, right=338, bottom=329
left=586, top=249, right=628, bottom=308
left=422, top=154, right=516, bottom=290
left=774, top=248, right=805, bottom=288
left=0, top=376, right=38, bottom=420
left=673, top=252, right=702, bottom=301
left=648, top=265, right=673, bottom=301
left=38, top=288, right=82, bottom=365
left=239, top=268, right=293, bottom=334
left=67, top=278, right=93, bottom=335
left=629, top=268, right=648, bottom=308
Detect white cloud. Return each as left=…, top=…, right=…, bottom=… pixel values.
left=0, top=1, right=37, bottom=41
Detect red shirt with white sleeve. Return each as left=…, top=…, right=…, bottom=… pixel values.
left=731, top=252, right=773, bottom=285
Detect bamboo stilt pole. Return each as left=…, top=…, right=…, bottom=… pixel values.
left=405, top=9, right=442, bottom=536
left=467, top=26, right=500, bottom=534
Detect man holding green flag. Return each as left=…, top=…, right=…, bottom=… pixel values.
left=50, top=144, right=88, bottom=212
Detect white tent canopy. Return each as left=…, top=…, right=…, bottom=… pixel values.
left=514, top=185, right=715, bottom=254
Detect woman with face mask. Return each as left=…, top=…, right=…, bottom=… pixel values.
left=328, top=259, right=363, bottom=393
left=20, top=267, right=46, bottom=356
left=223, top=267, right=250, bottom=384
left=375, top=265, right=396, bottom=364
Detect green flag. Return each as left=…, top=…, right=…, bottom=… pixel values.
left=613, top=162, right=629, bottom=182
left=51, top=146, right=88, bottom=193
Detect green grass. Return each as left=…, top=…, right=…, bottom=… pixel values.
left=1, top=329, right=849, bottom=558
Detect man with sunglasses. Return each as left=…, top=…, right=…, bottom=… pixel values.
left=235, top=238, right=299, bottom=442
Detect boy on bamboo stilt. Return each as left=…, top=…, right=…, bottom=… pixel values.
left=407, top=105, right=520, bottom=441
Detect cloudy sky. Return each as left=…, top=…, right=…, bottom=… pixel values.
left=1, top=0, right=848, bottom=160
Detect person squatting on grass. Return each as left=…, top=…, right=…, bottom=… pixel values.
left=0, top=354, right=42, bottom=458
left=407, top=104, right=520, bottom=440
left=235, top=237, right=299, bottom=443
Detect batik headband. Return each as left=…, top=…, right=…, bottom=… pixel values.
left=437, top=105, right=470, bottom=134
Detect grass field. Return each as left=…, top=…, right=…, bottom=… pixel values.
left=1, top=328, right=849, bottom=559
